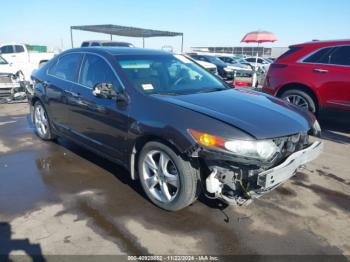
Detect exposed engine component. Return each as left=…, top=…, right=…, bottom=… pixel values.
left=205, top=166, right=253, bottom=206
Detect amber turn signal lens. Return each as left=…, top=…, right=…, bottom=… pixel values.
left=189, top=129, right=224, bottom=147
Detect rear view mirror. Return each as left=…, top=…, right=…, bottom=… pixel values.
left=92, top=83, right=117, bottom=99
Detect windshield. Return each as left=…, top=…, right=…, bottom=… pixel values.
left=205, top=56, right=227, bottom=66
left=226, top=57, right=237, bottom=64
left=115, top=54, right=228, bottom=95
left=0, top=56, right=8, bottom=65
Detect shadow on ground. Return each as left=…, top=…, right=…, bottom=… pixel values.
left=319, top=113, right=350, bottom=144
left=0, top=222, right=46, bottom=261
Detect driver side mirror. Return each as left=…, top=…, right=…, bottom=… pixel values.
left=92, top=83, right=128, bottom=102
left=92, top=83, right=117, bottom=99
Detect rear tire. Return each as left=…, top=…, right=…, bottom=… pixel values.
left=281, top=89, right=317, bottom=114
left=33, top=101, right=56, bottom=141
left=138, top=141, right=199, bottom=211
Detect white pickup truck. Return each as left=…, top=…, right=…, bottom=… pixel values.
left=0, top=43, right=55, bottom=81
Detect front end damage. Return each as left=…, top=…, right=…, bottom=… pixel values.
left=191, top=133, right=323, bottom=206
left=0, top=71, right=31, bottom=103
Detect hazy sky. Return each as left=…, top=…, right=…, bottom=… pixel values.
left=1, top=0, right=349, bottom=52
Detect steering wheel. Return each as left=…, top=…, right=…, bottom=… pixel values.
left=173, top=76, right=187, bottom=87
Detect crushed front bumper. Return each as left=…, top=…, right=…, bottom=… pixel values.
left=257, top=141, right=323, bottom=190
left=0, top=79, right=21, bottom=98
left=0, top=73, right=27, bottom=99
left=202, top=141, right=323, bottom=205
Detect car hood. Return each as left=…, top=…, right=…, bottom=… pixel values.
left=0, top=64, right=17, bottom=74
left=157, top=89, right=313, bottom=140
left=227, top=64, right=252, bottom=71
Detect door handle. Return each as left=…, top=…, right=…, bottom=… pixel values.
left=313, top=68, right=328, bottom=73
left=64, top=90, right=80, bottom=97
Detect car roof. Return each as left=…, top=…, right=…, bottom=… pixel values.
left=294, top=39, right=350, bottom=47
left=63, top=47, right=172, bottom=56
left=82, top=40, right=131, bottom=43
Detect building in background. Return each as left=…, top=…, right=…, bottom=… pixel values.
left=191, top=46, right=289, bottom=58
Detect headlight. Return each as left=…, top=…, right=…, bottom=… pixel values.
left=224, top=67, right=234, bottom=72
left=189, top=129, right=279, bottom=161
left=225, top=140, right=279, bottom=160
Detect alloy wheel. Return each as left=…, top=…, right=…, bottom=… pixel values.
left=284, top=94, right=309, bottom=110
left=34, top=104, right=49, bottom=138
left=142, top=150, right=180, bottom=203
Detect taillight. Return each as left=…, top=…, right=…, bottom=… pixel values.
left=234, top=81, right=252, bottom=87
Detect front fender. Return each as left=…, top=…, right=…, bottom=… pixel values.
left=129, top=120, right=195, bottom=155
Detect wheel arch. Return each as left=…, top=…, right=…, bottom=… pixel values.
left=31, top=96, right=41, bottom=106
left=38, top=60, right=49, bottom=66
left=276, top=83, right=319, bottom=109
left=129, top=135, right=193, bottom=181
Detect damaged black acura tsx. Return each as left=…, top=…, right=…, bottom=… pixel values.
left=30, top=47, right=323, bottom=211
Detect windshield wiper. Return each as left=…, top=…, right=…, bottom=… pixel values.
left=152, top=92, right=182, bottom=96
left=195, top=87, right=228, bottom=94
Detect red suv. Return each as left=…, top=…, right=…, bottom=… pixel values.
left=263, top=40, right=350, bottom=114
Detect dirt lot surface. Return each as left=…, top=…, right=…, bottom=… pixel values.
left=0, top=103, right=349, bottom=261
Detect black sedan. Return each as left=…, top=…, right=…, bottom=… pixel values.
left=30, top=47, right=323, bottom=211
left=187, top=54, right=236, bottom=80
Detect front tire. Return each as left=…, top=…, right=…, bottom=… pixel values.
left=33, top=101, right=56, bottom=141
left=281, top=89, right=317, bottom=114
left=138, top=141, right=199, bottom=211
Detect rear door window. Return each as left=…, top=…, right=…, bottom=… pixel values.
left=329, top=46, right=350, bottom=66
left=15, top=45, right=25, bottom=53
left=303, top=47, right=334, bottom=64
left=277, top=47, right=301, bottom=60
left=220, top=57, right=228, bottom=63
left=246, top=58, right=255, bottom=62
left=48, top=53, right=82, bottom=82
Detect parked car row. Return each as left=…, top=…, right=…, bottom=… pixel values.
left=4, top=38, right=348, bottom=116
left=187, top=52, right=274, bottom=87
